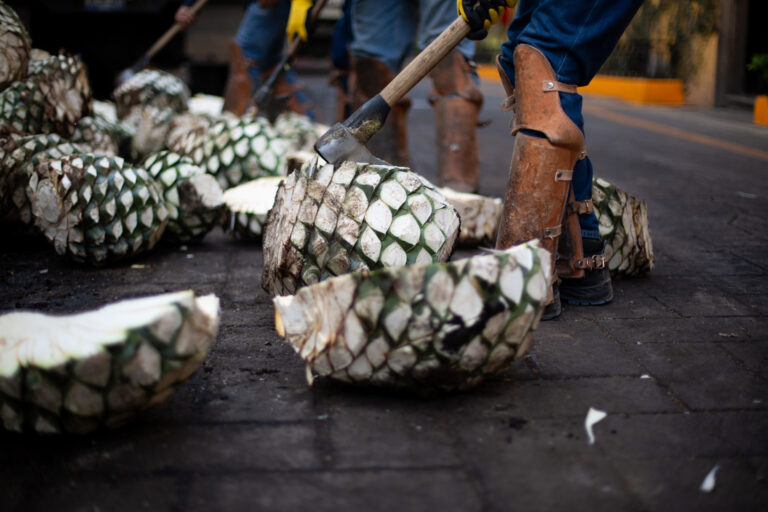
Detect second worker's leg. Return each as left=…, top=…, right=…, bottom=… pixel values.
left=419, top=0, right=481, bottom=190
left=349, top=0, right=416, bottom=166
left=428, top=50, right=483, bottom=192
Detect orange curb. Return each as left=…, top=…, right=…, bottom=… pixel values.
left=476, top=64, right=686, bottom=106
left=755, top=95, right=768, bottom=126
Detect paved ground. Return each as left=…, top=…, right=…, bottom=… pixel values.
left=1, top=72, right=767, bottom=511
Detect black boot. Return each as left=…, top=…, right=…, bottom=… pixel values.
left=541, top=284, right=562, bottom=320
left=559, top=238, right=613, bottom=305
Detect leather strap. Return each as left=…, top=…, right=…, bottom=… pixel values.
left=568, top=198, right=594, bottom=215
left=554, top=170, right=573, bottom=182
left=541, top=80, right=578, bottom=94
left=500, top=96, right=515, bottom=112
left=573, top=253, right=608, bottom=270
left=543, top=224, right=562, bottom=239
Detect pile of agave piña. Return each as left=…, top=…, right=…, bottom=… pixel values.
left=260, top=156, right=553, bottom=391
left=0, top=1, right=332, bottom=265
left=0, top=0, right=655, bottom=430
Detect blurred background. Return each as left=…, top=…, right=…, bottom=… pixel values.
left=7, top=0, right=768, bottom=110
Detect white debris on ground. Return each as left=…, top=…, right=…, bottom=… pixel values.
left=700, top=464, right=720, bottom=493
left=585, top=407, right=607, bottom=445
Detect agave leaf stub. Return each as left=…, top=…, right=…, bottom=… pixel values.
left=273, top=241, right=551, bottom=391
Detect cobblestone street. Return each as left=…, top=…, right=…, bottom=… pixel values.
left=1, top=74, right=767, bottom=511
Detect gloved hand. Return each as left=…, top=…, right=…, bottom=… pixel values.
left=287, top=0, right=314, bottom=42
left=458, top=0, right=517, bottom=40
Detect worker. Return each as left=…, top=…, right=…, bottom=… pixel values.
left=289, top=0, right=484, bottom=193
left=459, top=0, right=643, bottom=318
left=176, top=0, right=313, bottom=117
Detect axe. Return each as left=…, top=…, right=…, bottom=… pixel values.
left=315, top=16, right=471, bottom=166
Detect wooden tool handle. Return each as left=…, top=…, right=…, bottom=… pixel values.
left=379, top=17, right=470, bottom=106
left=146, top=0, right=209, bottom=60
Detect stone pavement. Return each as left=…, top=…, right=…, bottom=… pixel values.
left=1, top=74, right=767, bottom=512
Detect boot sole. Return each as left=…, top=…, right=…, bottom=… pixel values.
left=560, top=281, right=613, bottom=306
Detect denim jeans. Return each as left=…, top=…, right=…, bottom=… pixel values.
left=235, top=1, right=289, bottom=77
left=350, top=0, right=475, bottom=71
left=235, top=0, right=312, bottom=117
left=499, top=0, right=643, bottom=239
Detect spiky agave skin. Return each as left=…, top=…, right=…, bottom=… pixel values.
left=122, top=105, right=176, bottom=160
left=141, top=150, right=225, bottom=242
left=438, top=187, right=503, bottom=248
left=0, top=290, right=220, bottom=434
left=0, top=2, right=31, bottom=90
left=270, top=112, right=329, bottom=153
left=164, top=111, right=213, bottom=155
left=274, top=241, right=550, bottom=391
left=0, top=134, right=91, bottom=223
left=176, top=117, right=290, bottom=190
left=592, top=177, right=654, bottom=278
left=71, top=116, right=119, bottom=155
left=26, top=154, right=169, bottom=265
left=222, top=176, right=283, bottom=240
left=113, top=69, right=189, bottom=119
left=0, top=53, right=92, bottom=137
left=262, top=158, right=461, bottom=296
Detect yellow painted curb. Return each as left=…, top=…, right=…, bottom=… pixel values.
left=477, top=64, right=501, bottom=83
left=581, top=76, right=685, bottom=105
left=755, top=95, right=768, bottom=126
left=476, top=65, right=686, bottom=106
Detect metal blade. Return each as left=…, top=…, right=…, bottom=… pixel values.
left=314, top=123, right=391, bottom=166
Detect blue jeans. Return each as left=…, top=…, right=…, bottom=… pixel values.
left=499, top=0, right=643, bottom=240
left=235, top=0, right=312, bottom=117
left=235, top=1, right=289, bottom=77
left=350, top=0, right=475, bottom=71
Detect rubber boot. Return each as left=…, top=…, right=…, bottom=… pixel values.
left=428, top=50, right=483, bottom=192
left=494, top=45, right=586, bottom=319
left=349, top=56, right=410, bottom=167
left=222, top=40, right=255, bottom=116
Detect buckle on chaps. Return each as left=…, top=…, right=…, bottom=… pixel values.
left=574, top=253, right=607, bottom=270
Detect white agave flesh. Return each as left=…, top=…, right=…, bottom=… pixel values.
left=0, top=292, right=219, bottom=377
left=438, top=187, right=503, bottom=248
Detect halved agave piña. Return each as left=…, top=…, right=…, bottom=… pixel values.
left=0, top=291, right=220, bottom=434
left=140, top=150, right=225, bottom=243
left=273, top=240, right=550, bottom=391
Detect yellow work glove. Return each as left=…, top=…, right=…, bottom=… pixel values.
left=287, top=0, right=314, bottom=42
left=458, top=0, right=518, bottom=40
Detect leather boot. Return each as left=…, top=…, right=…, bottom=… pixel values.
left=428, top=50, right=483, bottom=192
left=495, top=45, right=587, bottom=315
left=222, top=40, right=255, bottom=116
left=559, top=237, right=613, bottom=305
left=350, top=56, right=410, bottom=167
